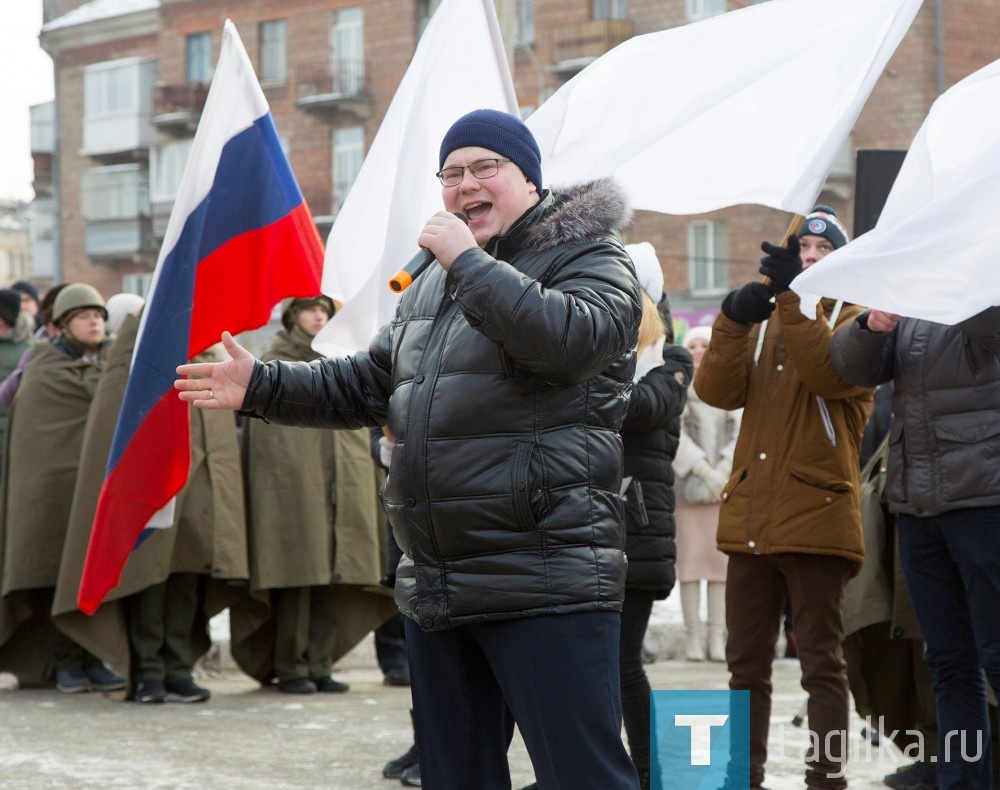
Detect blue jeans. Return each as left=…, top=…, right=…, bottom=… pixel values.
left=405, top=611, right=639, bottom=790
left=897, top=507, right=1000, bottom=790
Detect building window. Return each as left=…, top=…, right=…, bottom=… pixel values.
left=260, top=20, right=287, bottom=83
left=150, top=139, right=193, bottom=237
left=85, top=61, right=142, bottom=117
left=516, top=0, right=535, bottom=45
left=81, top=165, right=149, bottom=221
left=593, top=0, right=626, bottom=20
left=332, top=126, right=365, bottom=214
left=122, top=273, right=153, bottom=298
left=150, top=139, right=193, bottom=203
left=688, top=221, right=728, bottom=295
left=186, top=32, right=213, bottom=83
left=686, top=0, right=726, bottom=20
left=417, top=0, right=443, bottom=37
left=332, top=8, right=365, bottom=95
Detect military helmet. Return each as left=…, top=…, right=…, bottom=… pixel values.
left=281, top=295, right=336, bottom=331
left=52, top=283, right=108, bottom=326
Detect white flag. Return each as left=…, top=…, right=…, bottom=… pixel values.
left=313, top=0, right=518, bottom=357
left=526, top=0, right=922, bottom=216
left=792, top=58, right=1000, bottom=324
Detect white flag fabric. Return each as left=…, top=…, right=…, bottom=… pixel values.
left=526, top=0, right=922, bottom=216
left=793, top=58, right=1000, bottom=325
left=313, top=0, right=518, bottom=357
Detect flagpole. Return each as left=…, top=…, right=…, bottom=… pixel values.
left=760, top=214, right=805, bottom=288
left=780, top=215, right=805, bottom=246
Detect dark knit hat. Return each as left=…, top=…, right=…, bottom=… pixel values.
left=439, top=109, right=543, bottom=191
left=10, top=280, right=40, bottom=306
left=798, top=206, right=850, bottom=250
left=0, top=289, right=21, bottom=327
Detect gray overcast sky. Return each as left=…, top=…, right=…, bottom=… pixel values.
left=0, top=0, right=54, bottom=202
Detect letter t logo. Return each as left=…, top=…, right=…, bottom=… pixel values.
left=674, top=714, right=729, bottom=765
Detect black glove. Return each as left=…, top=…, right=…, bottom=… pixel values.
left=660, top=343, right=694, bottom=387
left=758, top=235, right=803, bottom=293
left=721, top=282, right=776, bottom=325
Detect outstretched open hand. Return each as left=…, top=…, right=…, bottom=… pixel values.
left=174, top=331, right=256, bottom=409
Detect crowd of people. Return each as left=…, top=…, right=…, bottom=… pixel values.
left=0, top=108, right=997, bottom=790
left=0, top=283, right=395, bottom=708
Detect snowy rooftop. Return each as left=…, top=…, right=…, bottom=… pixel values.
left=42, top=0, right=160, bottom=33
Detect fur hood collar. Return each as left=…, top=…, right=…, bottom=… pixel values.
left=516, top=178, right=632, bottom=253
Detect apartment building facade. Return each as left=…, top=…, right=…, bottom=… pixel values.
left=34, top=0, right=1000, bottom=326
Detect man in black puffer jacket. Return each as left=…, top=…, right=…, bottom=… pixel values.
left=177, top=109, right=643, bottom=789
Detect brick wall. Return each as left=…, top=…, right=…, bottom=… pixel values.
left=46, top=0, right=1000, bottom=303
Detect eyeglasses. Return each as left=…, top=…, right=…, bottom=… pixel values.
left=435, top=158, right=511, bottom=187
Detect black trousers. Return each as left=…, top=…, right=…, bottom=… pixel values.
left=406, top=611, right=639, bottom=790
left=127, top=573, right=199, bottom=683
left=620, top=589, right=656, bottom=790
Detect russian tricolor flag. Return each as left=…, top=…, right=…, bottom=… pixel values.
left=78, top=21, right=324, bottom=614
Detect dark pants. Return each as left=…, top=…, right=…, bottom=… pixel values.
left=620, top=589, right=656, bottom=790
left=32, top=587, right=103, bottom=673
left=898, top=507, right=1000, bottom=790
left=405, top=611, right=639, bottom=790
left=725, top=552, right=853, bottom=789
left=272, top=584, right=339, bottom=681
left=375, top=612, right=408, bottom=676
left=128, top=573, right=199, bottom=683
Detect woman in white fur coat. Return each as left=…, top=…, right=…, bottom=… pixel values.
left=672, top=325, right=741, bottom=662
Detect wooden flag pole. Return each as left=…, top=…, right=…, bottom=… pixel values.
left=762, top=214, right=806, bottom=287
left=780, top=214, right=806, bottom=247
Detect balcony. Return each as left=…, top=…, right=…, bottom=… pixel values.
left=85, top=219, right=155, bottom=260
left=82, top=58, right=158, bottom=159
left=32, top=153, right=54, bottom=198
left=152, top=82, right=209, bottom=133
left=151, top=198, right=173, bottom=240
left=81, top=164, right=156, bottom=260
left=551, top=19, right=633, bottom=78
left=296, top=60, right=372, bottom=119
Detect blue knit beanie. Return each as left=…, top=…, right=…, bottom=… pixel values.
left=439, top=109, right=543, bottom=192
left=799, top=205, right=850, bottom=249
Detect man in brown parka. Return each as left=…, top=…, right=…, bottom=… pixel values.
left=694, top=208, right=874, bottom=789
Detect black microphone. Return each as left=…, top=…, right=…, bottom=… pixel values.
left=388, top=212, right=468, bottom=293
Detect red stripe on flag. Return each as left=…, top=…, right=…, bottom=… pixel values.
left=190, top=203, right=324, bottom=358
left=78, top=394, right=190, bottom=614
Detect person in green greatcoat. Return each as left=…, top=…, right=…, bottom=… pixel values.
left=231, top=296, right=395, bottom=694
left=50, top=305, right=249, bottom=704
left=0, top=284, right=125, bottom=692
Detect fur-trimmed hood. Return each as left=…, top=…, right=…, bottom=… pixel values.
left=520, top=178, right=632, bottom=253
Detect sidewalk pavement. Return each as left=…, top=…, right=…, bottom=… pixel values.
left=1, top=626, right=909, bottom=789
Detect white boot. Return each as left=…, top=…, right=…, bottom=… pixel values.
left=707, top=581, right=727, bottom=663
left=680, top=581, right=705, bottom=662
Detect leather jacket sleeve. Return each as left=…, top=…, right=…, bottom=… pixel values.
left=241, top=320, right=393, bottom=429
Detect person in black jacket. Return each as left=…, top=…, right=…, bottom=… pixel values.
left=176, top=109, right=643, bottom=789
left=619, top=242, right=692, bottom=790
